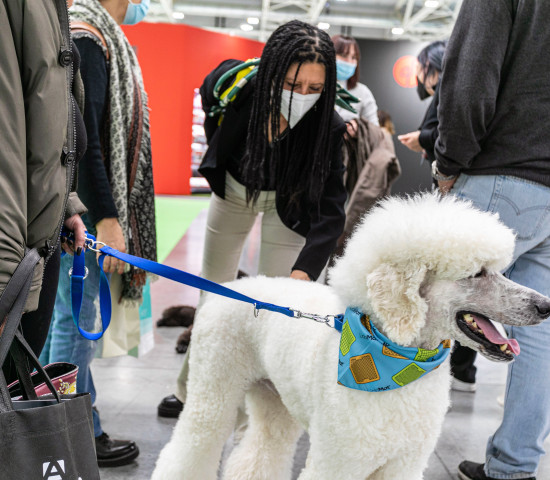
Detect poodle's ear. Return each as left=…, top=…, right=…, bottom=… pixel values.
left=365, top=263, right=429, bottom=346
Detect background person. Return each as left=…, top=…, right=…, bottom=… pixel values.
left=158, top=20, right=348, bottom=418
left=434, top=0, right=550, bottom=478
left=398, top=40, right=446, bottom=165
left=39, top=0, right=156, bottom=468
left=332, top=34, right=379, bottom=139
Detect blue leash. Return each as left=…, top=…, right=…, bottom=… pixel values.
left=64, top=231, right=343, bottom=340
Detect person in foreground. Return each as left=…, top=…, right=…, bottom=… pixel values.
left=434, top=1, right=550, bottom=479
left=0, top=0, right=87, bottom=382
left=40, top=0, right=157, bottom=467
left=158, top=20, right=347, bottom=418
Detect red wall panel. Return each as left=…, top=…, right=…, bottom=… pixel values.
left=122, top=23, right=264, bottom=194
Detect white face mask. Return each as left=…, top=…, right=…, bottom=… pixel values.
left=280, top=89, right=321, bottom=129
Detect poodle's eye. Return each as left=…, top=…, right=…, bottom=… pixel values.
left=473, top=269, right=486, bottom=279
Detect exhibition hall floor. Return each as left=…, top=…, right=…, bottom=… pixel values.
left=94, top=196, right=550, bottom=480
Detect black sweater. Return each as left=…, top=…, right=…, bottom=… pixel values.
left=418, top=82, right=439, bottom=164
left=74, top=37, right=118, bottom=231
left=435, top=0, right=550, bottom=187
left=199, top=60, right=347, bottom=280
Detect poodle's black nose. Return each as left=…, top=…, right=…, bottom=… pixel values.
left=535, top=300, right=550, bottom=318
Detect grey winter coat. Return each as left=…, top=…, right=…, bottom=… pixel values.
left=0, top=0, right=86, bottom=311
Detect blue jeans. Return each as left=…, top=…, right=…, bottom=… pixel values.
left=451, top=174, right=550, bottom=479
left=40, top=250, right=103, bottom=437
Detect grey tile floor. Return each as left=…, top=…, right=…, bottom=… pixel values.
left=93, top=210, right=550, bottom=480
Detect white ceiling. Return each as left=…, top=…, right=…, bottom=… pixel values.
left=146, top=0, right=463, bottom=41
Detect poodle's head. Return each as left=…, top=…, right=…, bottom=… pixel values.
left=329, top=193, right=550, bottom=361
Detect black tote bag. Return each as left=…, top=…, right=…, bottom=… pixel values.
left=0, top=249, right=100, bottom=480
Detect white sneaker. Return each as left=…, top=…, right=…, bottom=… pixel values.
left=451, top=377, right=476, bottom=392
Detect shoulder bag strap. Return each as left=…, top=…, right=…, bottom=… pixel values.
left=71, top=20, right=110, bottom=61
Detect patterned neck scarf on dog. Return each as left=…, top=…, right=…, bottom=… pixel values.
left=337, top=307, right=451, bottom=392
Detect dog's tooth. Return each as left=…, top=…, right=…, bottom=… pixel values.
left=472, top=321, right=478, bottom=329
left=500, top=344, right=507, bottom=352
left=464, top=314, right=474, bottom=323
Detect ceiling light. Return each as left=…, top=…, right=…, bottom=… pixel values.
left=317, top=22, right=330, bottom=30
left=240, top=23, right=254, bottom=32
left=172, top=12, right=185, bottom=20
left=425, top=0, right=439, bottom=7
left=392, top=27, right=404, bottom=35
left=247, top=17, right=259, bottom=25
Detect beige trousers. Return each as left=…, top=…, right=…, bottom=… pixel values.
left=175, top=174, right=305, bottom=401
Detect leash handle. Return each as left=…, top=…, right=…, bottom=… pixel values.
left=62, top=231, right=112, bottom=340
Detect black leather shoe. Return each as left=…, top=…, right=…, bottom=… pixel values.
left=95, top=432, right=139, bottom=468
left=458, top=461, right=535, bottom=480
left=157, top=394, right=184, bottom=418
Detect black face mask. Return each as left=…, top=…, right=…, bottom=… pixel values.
left=416, top=76, right=431, bottom=100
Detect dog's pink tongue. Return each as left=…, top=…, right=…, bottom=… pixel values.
left=473, top=315, right=520, bottom=355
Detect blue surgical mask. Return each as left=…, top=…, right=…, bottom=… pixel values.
left=336, top=59, right=357, bottom=82
left=123, top=0, right=150, bottom=25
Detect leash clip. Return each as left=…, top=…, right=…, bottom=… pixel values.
left=291, top=310, right=335, bottom=329
left=85, top=238, right=106, bottom=253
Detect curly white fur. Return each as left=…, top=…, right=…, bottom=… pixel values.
left=329, top=194, right=515, bottom=344
left=153, top=193, right=549, bottom=480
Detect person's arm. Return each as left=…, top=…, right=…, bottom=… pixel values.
left=75, top=37, right=125, bottom=273
left=434, top=0, right=514, bottom=176
left=418, top=86, right=439, bottom=153
left=291, top=121, right=347, bottom=281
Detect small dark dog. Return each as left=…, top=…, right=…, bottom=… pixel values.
left=156, top=305, right=196, bottom=328
left=156, top=305, right=196, bottom=354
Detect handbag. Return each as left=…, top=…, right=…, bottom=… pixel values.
left=0, top=249, right=100, bottom=480
left=8, top=362, right=78, bottom=400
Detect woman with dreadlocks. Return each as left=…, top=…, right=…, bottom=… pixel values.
left=157, top=20, right=348, bottom=418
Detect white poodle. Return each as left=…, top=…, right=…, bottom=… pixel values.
left=153, top=194, right=550, bottom=480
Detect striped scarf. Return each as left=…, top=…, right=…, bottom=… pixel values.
left=71, top=0, right=157, bottom=303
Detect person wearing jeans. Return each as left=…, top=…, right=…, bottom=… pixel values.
left=40, top=247, right=141, bottom=468
left=434, top=2, right=550, bottom=478
left=449, top=174, right=550, bottom=479
left=41, top=250, right=106, bottom=440
left=40, top=0, right=157, bottom=468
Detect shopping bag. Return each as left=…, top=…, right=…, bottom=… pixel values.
left=99, top=273, right=153, bottom=357
left=0, top=249, right=100, bottom=480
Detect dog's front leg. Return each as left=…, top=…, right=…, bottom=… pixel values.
left=223, top=382, right=303, bottom=480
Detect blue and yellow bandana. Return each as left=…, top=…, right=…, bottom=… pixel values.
left=336, top=307, right=451, bottom=392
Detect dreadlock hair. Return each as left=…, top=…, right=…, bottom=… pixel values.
left=242, top=20, right=337, bottom=209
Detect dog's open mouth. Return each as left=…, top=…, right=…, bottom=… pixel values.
left=456, top=312, right=519, bottom=360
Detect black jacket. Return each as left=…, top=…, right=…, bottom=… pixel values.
left=199, top=60, right=347, bottom=280
left=418, top=82, right=440, bottom=163
left=435, top=0, right=550, bottom=187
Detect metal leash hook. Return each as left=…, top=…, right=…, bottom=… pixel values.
left=85, top=238, right=106, bottom=253
left=291, top=309, right=336, bottom=329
